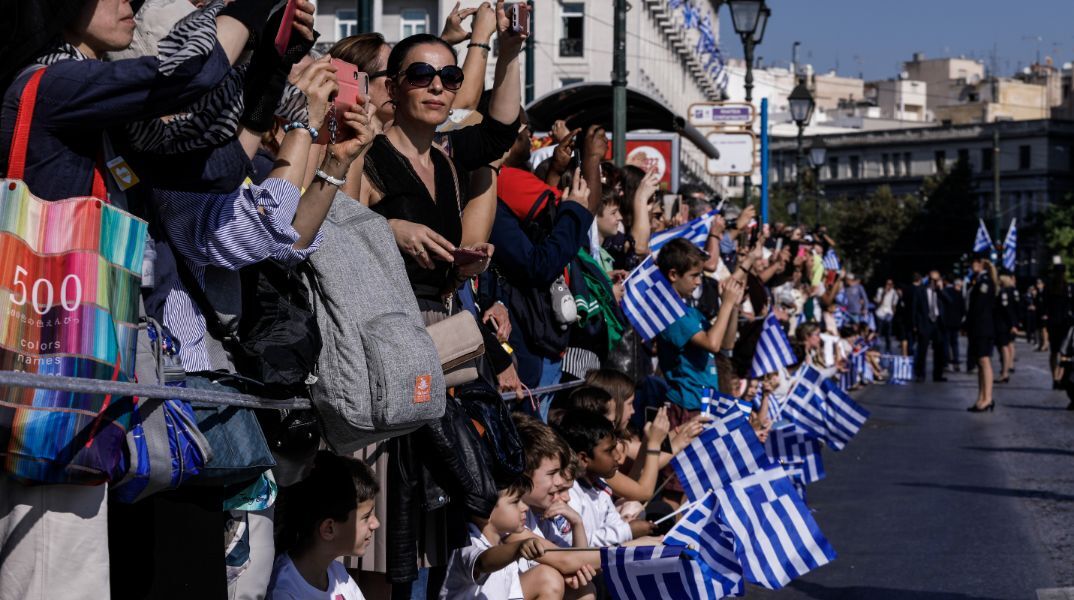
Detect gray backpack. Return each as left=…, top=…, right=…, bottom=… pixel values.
left=306, top=192, right=446, bottom=454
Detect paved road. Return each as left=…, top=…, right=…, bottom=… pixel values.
left=750, top=342, right=1074, bottom=600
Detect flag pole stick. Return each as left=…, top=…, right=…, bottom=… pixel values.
left=651, top=490, right=712, bottom=526
left=642, top=477, right=672, bottom=509
left=543, top=547, right=601, bottom=552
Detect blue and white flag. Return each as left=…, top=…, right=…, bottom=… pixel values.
left=621, top=255, right=687, bottom=342
left=710, top=390, right=753, bottom=418
left=750, top=314, right=798, bottom=378
left=881, top=354, right=913, bottom=383
left=1003, top=218, right=1017, bottom=272
left=765, top=426, right=825, bottom=488
left=601, top=545, right=727, bottom=600
left=819, top=378, right=869, bottom=451
left=780, top=365, right=830, bottom=442
left=664, top=492, right=744, bottom=597
left=783, top=365, right=869, bottom=451
left=822, top=249, right=840, bottom=271
left=672, top=411, right=774, bottom=503
left=649, top=209, right=719, bottom=253
left=973, top=218, right=993, bottom=253
left=715, top=465, right=837, bottom=590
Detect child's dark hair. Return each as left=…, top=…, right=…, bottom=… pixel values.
left=276, top=451, right=379, bottom=555
left=502, top=474, right=533, bottom=499
left=512, top=413, right=570, bottom=476
left=553, top=409, right=616, bottom=456
left=596, top=186, right=622, bottom=217
left=386, top=33, right=458, bottom=77
left=550, top=385, right=612, bottom=423
left=656, top=237, right=705, bottom=278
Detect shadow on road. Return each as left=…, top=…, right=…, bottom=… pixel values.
left=864, top=402, right=967, bottom=412
left=898, top=482, right=1074, bottom=503
left=1000, top=403, right=1069, bottom=412
left=963, top=446, right=1074, bottom=457
left=783, top=580, right=1010, bottom=600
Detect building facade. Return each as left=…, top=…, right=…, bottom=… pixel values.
left=769, top=119, right=1074, bottom=276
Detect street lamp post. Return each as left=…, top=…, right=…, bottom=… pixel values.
left=809, top=137, right=828, bottom=226
left=726, top=0, right=769, bottom=204
left=788, top=79, right=815, bottom=227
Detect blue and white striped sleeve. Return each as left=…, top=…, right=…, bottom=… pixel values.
left=157, top=177, right=322, bottom=270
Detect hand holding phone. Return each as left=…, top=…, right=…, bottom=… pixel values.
left=274, top=0, right=299, bottom=56
left=323, top=59, right=369, bottom=142
left=452, top=247, right=488, bottom=266
left=509, top=3, right=530, bottom=35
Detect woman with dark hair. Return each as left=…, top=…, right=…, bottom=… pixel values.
left=353, top=6, right=524, bottom=595
left=967, top=257, right=999, bottom=412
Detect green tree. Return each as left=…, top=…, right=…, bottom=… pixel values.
left=829, top=186, right=921, bottom=282
left=1042, top=192, right=1074, bottom=269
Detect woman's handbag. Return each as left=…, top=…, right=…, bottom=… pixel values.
left=0, top=68, right=145, bottom=484
left=427, top=311, right=485, bottom=387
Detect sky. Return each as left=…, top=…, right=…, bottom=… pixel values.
left=716, top=0, right=1074, bottom=81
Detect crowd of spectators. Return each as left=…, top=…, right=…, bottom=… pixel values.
left=2, top=1, right=1072, bottom=599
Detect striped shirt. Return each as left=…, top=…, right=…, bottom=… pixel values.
left=154, top=178, right=322, bottom=372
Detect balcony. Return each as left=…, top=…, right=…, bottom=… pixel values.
left=559, top=38, right=583, bottom=58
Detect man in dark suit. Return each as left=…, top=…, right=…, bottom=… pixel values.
left=913, top=270, right=949, bottom=382
left=942, top=277, right=966, bottom=372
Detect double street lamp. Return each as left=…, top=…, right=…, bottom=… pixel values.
left=726, top=0, right=769, bottom=204
left=788, top=79, right=815, bottom=226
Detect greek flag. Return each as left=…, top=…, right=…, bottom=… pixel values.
left=672, top=411, right=774, bottom=503
left=750, top=314, right=798, bottom=378
left=1003, top=218, right=1017, bottom=272
left=822, top=249, right=840, bottom=271
left=715, top=465, right=837, bottom=589
left=882, top=354, right=913, bottom=383
left=782, top=365, right=869, bottom=451
left=973, top=218, right=993, bottom=253
left=649, top=209, right=719, bottom=252
left=664, top=492, right=744, bottom=597
left=601, top=545, right=727, bottom=600
left=819, top=378, right=869, bottom=451
left=765, top=426, right=825, bottom=488
left=709, top=390, right=753, bottom=418
left=621, top=255, right=687, bottom=342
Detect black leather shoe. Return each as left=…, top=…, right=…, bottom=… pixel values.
left=967, top=403, right=995, bottom=413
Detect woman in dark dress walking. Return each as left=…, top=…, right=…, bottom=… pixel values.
left=967, top=257, right=998, bottom=412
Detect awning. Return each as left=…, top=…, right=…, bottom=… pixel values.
left=525, top=83, right=719, bottom=160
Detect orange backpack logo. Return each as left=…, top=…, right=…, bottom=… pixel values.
left=414, top=374, right=432, bottom=403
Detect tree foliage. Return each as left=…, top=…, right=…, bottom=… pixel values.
left=1042, top=192, right=1074, bottom=270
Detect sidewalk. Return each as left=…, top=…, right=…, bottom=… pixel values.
left=750, top=340, right=1074, bottom=599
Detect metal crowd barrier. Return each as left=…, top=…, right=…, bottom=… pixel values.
left=0, top=370, right=586, bottom=408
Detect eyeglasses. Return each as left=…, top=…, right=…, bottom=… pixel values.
left=396, top=62, right=465, bottom=91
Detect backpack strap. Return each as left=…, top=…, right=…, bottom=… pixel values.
left=434, top=145, right=462, bottom=216
left=7, top=68, right=108, bottom=201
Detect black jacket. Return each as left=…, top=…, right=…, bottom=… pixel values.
left=966, top=273, right=996, bottom=338
left=942, top=286, right=965, bottom=330
left=913, top=284, right=946, bottom=332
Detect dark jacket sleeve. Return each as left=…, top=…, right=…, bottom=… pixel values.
left=489, top=200, right=594, bottom=288
left=447, top=115, right=520, bottom=171
left=33, top=46, right=231, bottom=129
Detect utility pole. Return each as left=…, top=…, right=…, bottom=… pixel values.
left=356, top=0, right=372, bottom=33
left=612, top=0, right=627, bottom=167
left=525, top=0, right=534, bottom=104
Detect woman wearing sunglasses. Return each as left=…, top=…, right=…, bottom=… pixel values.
left=359, top=0, right=523, bottom=300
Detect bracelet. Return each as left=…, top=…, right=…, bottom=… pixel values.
left=283, top=121, right=318, bottom=140
left=468, top=42, right=492, bottom=51
left=314, top=169, right=346, bottom=186
left=645, top=448, right=662, bottom=455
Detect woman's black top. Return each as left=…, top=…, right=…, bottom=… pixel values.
left=364, top=116, right=518, bottom=300
left=966, top=272, right=996, bottom=338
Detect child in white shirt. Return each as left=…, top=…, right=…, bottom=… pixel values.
left=268, top=452, right=379, bottom=600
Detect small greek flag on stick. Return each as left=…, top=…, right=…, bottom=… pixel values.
left=664, top=492, right=744, bottom=597
left=822, top=249, right=840, bottom=271
left=672, top=412, right=774, bottom=503
left=973, top=218, right=993, bottom=253
left=650, top=209, right=719, bottom=252
left=1003, top=218, right=1017, bottom=272
left=750, top=314, right=798, bottom=378
left=781, top=365, right=830, bottom=442
left=621, top=255, right=687, bottom=342
left=715, top=465, right=837, bottom=590
left=765, top=426, right=826, bottom=488
left=601, top=545, right=728, bottom=600
left=819, top=378, right=870, bottom=451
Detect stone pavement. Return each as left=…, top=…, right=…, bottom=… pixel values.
left=749, top=341, right=1074, bottom=600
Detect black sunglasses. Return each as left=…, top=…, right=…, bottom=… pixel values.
left=397, top=62, right=465, bottom=91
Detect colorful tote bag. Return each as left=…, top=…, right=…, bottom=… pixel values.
left=0, top=68, right=146, bottom=484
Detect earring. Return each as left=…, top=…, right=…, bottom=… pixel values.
left=449, top=109, right=454, bottom=116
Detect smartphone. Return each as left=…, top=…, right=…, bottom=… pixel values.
left=644, top=406, right=658, bottom=422
left=274, top=0, right=299, bottom=56
left=323, top=59, right=368, bottom=142
left=774, top=238, right=783, bottom=253
left=452, top=248, right=488, bottom=266
left=509, top=2, right=530, bottom=35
